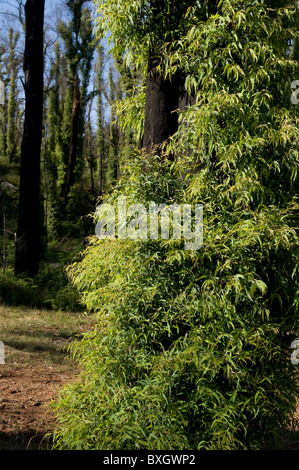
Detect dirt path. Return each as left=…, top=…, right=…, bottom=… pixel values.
left=1, top=365, right=298, bottom=451
left=0, top=364, right=78, bottom=450
left=0, top=305, right=94, bottom=450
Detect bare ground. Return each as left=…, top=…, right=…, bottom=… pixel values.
left=0, top=363, right=79, bottom=450
left=0, top=305, right=93, bottom=450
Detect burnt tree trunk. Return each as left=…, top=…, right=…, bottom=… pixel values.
left=15, top=0, right=45, bottom=277
left=142, top=54, right=182, bottom=153
left=141, top=0, right=187, bottom=154
left=61, top=73, right=81, bottom=213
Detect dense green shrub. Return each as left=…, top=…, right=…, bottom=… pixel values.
left=36, top=266, right=82, bottom=312
left=52, top=0, right=299, bottom=450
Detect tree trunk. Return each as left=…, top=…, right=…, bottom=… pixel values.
left=141, top=0, right=186, bottom=153
left=7, top=29, right=20, bottom=164
left=15, top=0, right=45, bottom=277
left=61, top=73, right=81, bottom=213
left=142, top=53, right=183, bottom=153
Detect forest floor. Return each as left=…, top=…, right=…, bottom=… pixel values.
left=0, top=305, right=95, bottom=450
left=0, top=304, right=298, bottom=451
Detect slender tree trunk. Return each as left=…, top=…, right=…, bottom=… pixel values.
left=15, top=0, right=45, bottom=277
left=7, top=29, right=20, bottom=164
left=96, top=44, right=105, bottom=196
left=0, top=76, right=8, bottom=158
left=86, top=95, right=95, bottom=194
left=61, top=73, right=81, bottom=213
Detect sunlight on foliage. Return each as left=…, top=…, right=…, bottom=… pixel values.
left=52, top=0, right=299, bottom=450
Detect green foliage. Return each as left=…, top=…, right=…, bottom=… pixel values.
left=6, top=29, right=20, bottom=163
left=57, top=1, right=96, bottom=213
left=36, top=266, right=82, bottom=312
left=52, top=151, right=298, bottom=449
left=52, top=0, right=299, bottom=450
left=0, top=28, right=22, bottom=161
left=0, top=274, right=39, bottom=306
left=0, top=267, right=82, bottom=312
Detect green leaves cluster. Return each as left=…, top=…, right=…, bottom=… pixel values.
left=52, top=0, right=299, bottom=450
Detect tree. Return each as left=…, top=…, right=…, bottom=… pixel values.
left=289, top=36, right=299, bottom=60
left=6, top=28, right=20, bottom=163
left=43, top=41, right=65, bottom=239
left=15, top=0, right=45, bottom=277
left=106, top=66, right=119, bottom=188
left=95, top=43, right=106, bottom=196
left=142, top=0, right=181, bottom=152
left=93, top=0, right=201, bottom=154
left=0, top=43, right=8, bottom=158
left=59, top=0, right=95, bottom=215
left=52, top=0, right=299, bottom=450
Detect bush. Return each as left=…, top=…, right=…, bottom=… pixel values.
left=0, top=274, right=39, bottom=306
left=52, top=152, right=298, bottom=450
left=52, top=0, right=299, bottom=450
left=35, top=265, right=82, bottom=312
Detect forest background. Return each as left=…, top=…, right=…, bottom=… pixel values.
left=0, top=0, right=298, bottom=451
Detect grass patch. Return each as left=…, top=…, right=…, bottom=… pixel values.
left=0, top=305, right=95, bottom=367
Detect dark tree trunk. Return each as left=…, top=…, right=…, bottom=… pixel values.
left=141, top=0, right=187, bottom=154
left=61, top=73, right=81, bottom=213
left=15, top=0, right=45, bottom=277
left=141, top=53, right=183, bottom=153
